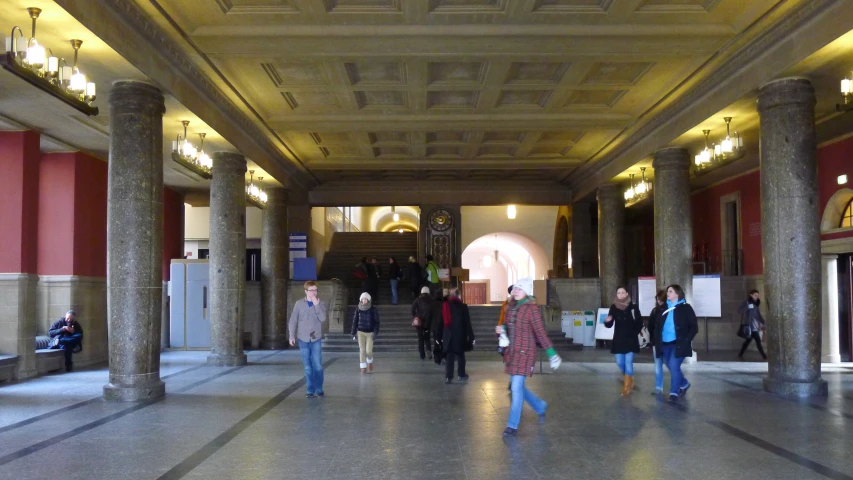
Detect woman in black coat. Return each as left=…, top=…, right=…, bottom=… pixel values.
left=407, top=256, right=423, bottom=300
left=430, top=291, right=446, bottom=364
left=442, top=288, right=474, bottom=384
left=603, top=286, right=643, bottom=396
left=412, top=286, right=433, bottom=361
left=652, top=284, right=698, bottom=401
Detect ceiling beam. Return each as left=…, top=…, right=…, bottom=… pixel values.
left=566, top=0, right=853, bottom=201
left=53, top=0, right=317, bottom=193
left=308, top=181, right=571, bottom=207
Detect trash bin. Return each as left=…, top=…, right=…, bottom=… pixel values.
left=570, top=311, right=585, bottom=345
left=560, top=311, right=572, bottom=337
left=583, top=311, right=596, bottom=347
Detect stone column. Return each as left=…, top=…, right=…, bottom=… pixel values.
left=821, top=254, right=841, bottom=363
left=758, top=77, right=826, bottom=397
left=597, top=184, right=625, bottom=307
left=104, top=81, right=166, bottom=401
left=653, top=147, right=694, bottom=302
left=208, top=152, right=248, bottom=366
left=571, top=201, right=598, bottom=278
left=261, top=188, right=289, bottom=349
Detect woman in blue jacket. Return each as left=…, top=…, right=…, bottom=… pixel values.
left=652, top=284, right=698, bottom=401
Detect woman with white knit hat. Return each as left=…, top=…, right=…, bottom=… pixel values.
left=496, top=277, right=562, bottom=436
left=351, top=292, right=380, bottom=374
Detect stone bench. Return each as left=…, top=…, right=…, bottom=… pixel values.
left=35, top=350, right=65, bottom=374
left=0, top=355, right=17, bottom=383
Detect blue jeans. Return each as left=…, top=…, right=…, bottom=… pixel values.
left=390, top=279, right=399, bottom=305
left=662, top=343, right=688, bottom=395
left=614, top=352, right=634, bottom=376
left=58, top=334, right=83, bottom=365
left=298, top=339, right=324, bottom=394
left=652, top=346, right=664, bottom=391
left=507, top=375, right=547, bottom=429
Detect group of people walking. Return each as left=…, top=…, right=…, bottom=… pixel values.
left=356, top=255, right=442, bottom=306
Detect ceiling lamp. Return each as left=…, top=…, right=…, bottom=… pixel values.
left=624, top=168, right=652, bottom=207
left=398, top=228, right=404, bottom=234
left=482, top=254, right=493, bottom=268
left=171, top=121, right=212, bottom=179
left=507, top=205, right=517, bottom=219
left=1, top=8, right=98, bottom=115
left=839, top=73, right=853, bottom=112
left=692, top=118, right=746, bottom=176
left=392, top=206, right=399, bottom=222
left=246, top=170, right=267, bottom=209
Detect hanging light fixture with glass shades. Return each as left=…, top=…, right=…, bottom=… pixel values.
left=839, top=73, right=853, bottom=112
left=171, top=120, right=213, bottom=179
left=692, top=117, right=746, bottom=175
left=624, top=167, right=652, bottom=207
left=507, top=205, right=517, bottom=219
left=246, top=170, right=268, bottom=209
left=392, top=206, right=400, bottom=222
left=2, top=8, right=98, bottom=115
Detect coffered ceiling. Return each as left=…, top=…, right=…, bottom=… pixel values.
left=132, top=0, right=784, bottom=186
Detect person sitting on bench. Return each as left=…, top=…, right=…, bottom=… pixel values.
left=48, top=310, right=84, bottom=372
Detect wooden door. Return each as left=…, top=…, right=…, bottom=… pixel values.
left=463, top=282, right=487, bottom=305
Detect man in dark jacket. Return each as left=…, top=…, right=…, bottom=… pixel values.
left=442, top=288, right=475, bottom=384
left=412, top=286, right=433, bottom=360
left=407, top=256, right=423, bottom=300
left=48, top=310, right=83, bottom=371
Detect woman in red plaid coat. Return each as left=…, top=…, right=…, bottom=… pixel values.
left=496, top=277, right=562, bottom=437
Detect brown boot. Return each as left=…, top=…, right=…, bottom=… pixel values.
left=621, top=376, right=633, bottom=396
left=368, top=362, right=374, bottom=373
left=360, top=368, right=367, bottom=374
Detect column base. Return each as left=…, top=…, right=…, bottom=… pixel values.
left=822, top=354, right=841, bottom=364
left=261, top=338, right=288, bottom=350
left=207, top=352, right=248, bottom=366
left=763, top=377, right=828, bottom=398
left=103, top=381, right=165, bottom=402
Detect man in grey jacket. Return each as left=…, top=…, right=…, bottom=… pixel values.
left=289, top=281, right=328, bottom=398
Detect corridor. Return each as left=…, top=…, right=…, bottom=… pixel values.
left=1, top=351, right=852, bottom=480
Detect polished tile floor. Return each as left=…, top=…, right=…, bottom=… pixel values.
left=1, top=349, right=853, bottom=480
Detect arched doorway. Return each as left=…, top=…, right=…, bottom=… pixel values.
left=461, top=232, right=549, bottom=303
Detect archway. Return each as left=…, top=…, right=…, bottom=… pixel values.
left=461, top=232, right=550, bottom=303
left=822, top=188, right=853, bottom=232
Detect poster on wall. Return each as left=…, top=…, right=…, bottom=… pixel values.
left=289, top=233, right=307, bottom=279
left=637, top=277, right=657, bottom=316
left=693, top=274, right=721, bottom=317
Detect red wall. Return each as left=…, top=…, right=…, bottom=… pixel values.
left=691, top=170, right=763, bottom=275
left=818, top=136, right=853, bottom=241
left=0, top=131, right=40, bottom=273
left=163, top=187, right=185, bottom=281
left=37, top=152, right=108, bottom=277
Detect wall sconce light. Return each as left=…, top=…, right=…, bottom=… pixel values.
left=507, top=205, right=516, bottom=219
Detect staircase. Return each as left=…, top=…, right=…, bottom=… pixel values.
left=318, top=232, right=418, bottom=305
left=323, top=304, right=578, bottom=353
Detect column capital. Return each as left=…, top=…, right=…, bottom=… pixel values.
left=652, top=147, right=691, bottom=171
left=108, top=80, right=165, bottom=116
left=212, top=152, right=247, bottom=175
left=266, top=187, right=289, bottom=206
left=596, top=183, right=623, bottom=201
left=758, top=77, right=815, bottom=113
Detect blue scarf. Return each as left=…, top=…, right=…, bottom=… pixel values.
left=662, top=298, right=685, bottom=342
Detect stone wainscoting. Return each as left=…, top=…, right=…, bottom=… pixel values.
left=0, top=273, right=39, bottom=379
left=36, top=276, right=108, bottom=368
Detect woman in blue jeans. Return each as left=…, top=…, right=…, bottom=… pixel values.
left=603, top=286, right=643, bottom=396
left=653, top=284, right=698, bottom=401
left=646, top=290, right=666, bottom=394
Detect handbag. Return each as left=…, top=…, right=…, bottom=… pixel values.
left=638, top=326, right=650, bottom=348
left=412, top=317, right=421, bottom=328
left=737, top=323, right=751, bottom=339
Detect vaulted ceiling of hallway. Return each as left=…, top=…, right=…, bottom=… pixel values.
left=129, top=0, right=789, bottom=187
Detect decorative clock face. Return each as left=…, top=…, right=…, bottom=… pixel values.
left=429, top=209, right=453, bottom=232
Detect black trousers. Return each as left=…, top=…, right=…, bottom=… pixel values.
left=739, top=331, right=766, bottom=358
left=417, top=328, right=431, bottom=359
left=445, top=351, right=466, bottom=379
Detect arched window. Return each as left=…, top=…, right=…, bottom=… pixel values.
left=842, top=199, right=853, bottom=228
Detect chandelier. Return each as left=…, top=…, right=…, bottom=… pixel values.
left=693, top=117, right=745, bottom=174
left=171, top=120, right=212, bottom=179
left=2, top=8, right=97, bottom=115
left=624, top=167, right=652, bottom=207
left=246, top=170, right=268, bottom=209
left=839, top=73, right=853, bottom=112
